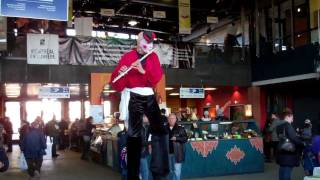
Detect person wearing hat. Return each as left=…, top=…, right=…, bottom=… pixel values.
left=110, top=31, right=169, bottom=180
left=21, top=121, right=46, bottom=179
left=0, top=124, right=9, bottom=172
left=301, top=119, right=312, bottom=144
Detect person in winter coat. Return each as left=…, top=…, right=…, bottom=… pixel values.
left=3, top=117, right=13, bottom=153
left=19, top=120, right=30, bottom=146
left=21, top=121, right=46, bottom=179
left=81, top=117, right=95, bottom=160
left=46, top=115, right=60, bottom=158
left=269, top=113, right=285, bottom=159
left=58, top=118, right=70, bottom=150
left=167, top=113, right=188, bottom=180
left=140, top=115, right=150, bottom=180
left=276, top=108, right=304, bottom=180
left=117, top=128, right=128, bottom=180
left=0, top=124, right=9, bottom=172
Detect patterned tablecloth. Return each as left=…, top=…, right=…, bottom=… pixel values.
left=181, top=138, right=264, bottom=178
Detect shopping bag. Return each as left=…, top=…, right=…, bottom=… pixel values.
left=19, top=153, right=28, bottom=171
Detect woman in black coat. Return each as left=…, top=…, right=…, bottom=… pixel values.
left=276, top=108, right=304, bottom=180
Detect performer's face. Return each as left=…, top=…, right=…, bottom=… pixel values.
left=138, top=38, right=153, bottom=54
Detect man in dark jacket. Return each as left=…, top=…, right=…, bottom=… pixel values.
left=46, top=116, right=60, bottom=158
left=21, top=121, right=47, bottom=179
left=276, top=108, right=304, bottom=180
left=167, top=113, right=188, bottom=180
left=81, top=117, right=95, bottom=160
left=0, top=124, right=9, bottom=172
left=58, top=118, right=70, bottom=150
left=3, top=117, right=13, bottom=153
left=140, top=115, right=150, bottom=180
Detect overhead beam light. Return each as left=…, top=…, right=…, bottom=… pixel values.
left=169, top=93, right=180, bottom=96
left=128, top=20, right=138, bottom=26
left=204, top=87, right=217, bottom=91
left=165, top=87, right=174, bottom=90
left=103, top=90, right=116, bottom=93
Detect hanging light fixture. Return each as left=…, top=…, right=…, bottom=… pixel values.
left=128, top=20, right=138, bottom=26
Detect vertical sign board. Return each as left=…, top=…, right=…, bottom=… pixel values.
left=75, top=17, right=93, bottom=37
left=180, top=88, right=205, bottom=99
left=0, top=0, right=68, bottom=21
left=178, top=0, right=191, bottom=34
left=68, top=0, right=73, bottom=21
left=0, top=17, right=7, bottom=50
left=27, top=34, right=59, bottom=65
left=90, top=105, right=104, bottom=124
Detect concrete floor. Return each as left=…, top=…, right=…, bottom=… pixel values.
left=0, top=145, right=305, bottom=180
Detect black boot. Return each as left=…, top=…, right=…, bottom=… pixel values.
left=127, top=136, right=142, bottom=180
left=150, top=134, right=169, bottom=177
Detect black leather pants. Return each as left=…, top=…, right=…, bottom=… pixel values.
left=127, top=92, right=169, bottom=180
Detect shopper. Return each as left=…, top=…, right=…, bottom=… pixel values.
left=276, top=108, right=304, bottom=180
left=301, top=119, right=312, bottom=143
left=3, top=117, right=13, bottom=153
left=59, top=118, right=70, bottom=150
left=19, top=120, right=30, bottom=149
left=167, top=113, right=188, bottom=180
left=263, top=116, right=272, bottom=162
left=70, top=118, right=80, bottom=150
left=269, top=113, right=284, bottom=160
left=201, top=110, right=211, bottom=122
left=140, top=115, right=150, bottom=180
left=46, top=115, right=60, bottom=158
left=117, top=127, right=128, bottom=180
left=0, top=124, right=9, bottom=172
left=110, top=31, right=169, bottom=180
left=21, top=121, right=46, bottom=179
left=81, top=117, right=95, bottom=160
left=311, top=135, right=320, bottom=164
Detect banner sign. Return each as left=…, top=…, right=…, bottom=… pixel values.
left=59, top=37, right=136, bottom=66
left=12, top=35, right=194, bottom=68
left=90, top=105, right=104, bottom=124
left=75, top=17, right=93, bottom=37
left=38, top=86, right=70, bottom=99
left=0, top=0, right=68, bottom=21
left=178, top=0, right=191, bottom=34
left=27, top=34, right=59, bottom=65
left=180, top=88, right=205, bottom=99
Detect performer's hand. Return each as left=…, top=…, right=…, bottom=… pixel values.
left=132, top=60, right=145, bottom=74
left=171, top=136, right=177, bottom=141
left=119, top=65, right=128, bottom=75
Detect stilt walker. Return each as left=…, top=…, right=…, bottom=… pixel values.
left=110, top=31, right=169, bottom=180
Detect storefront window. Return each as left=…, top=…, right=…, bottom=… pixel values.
left=103, top=101, right=111, bottom=118
left=69, top=101, right=81, bottom=122
left=84, top=101, right=90, bottom=118
left=26, top=100, right=61, bottom=124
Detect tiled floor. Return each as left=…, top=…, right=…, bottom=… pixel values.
left=0, top=145, right=305, bottom=180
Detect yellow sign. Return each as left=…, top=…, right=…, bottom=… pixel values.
left=179, top=0, right=191, bottom=34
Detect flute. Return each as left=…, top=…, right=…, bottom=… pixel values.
left=112, top=48, right=157, bottom=83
